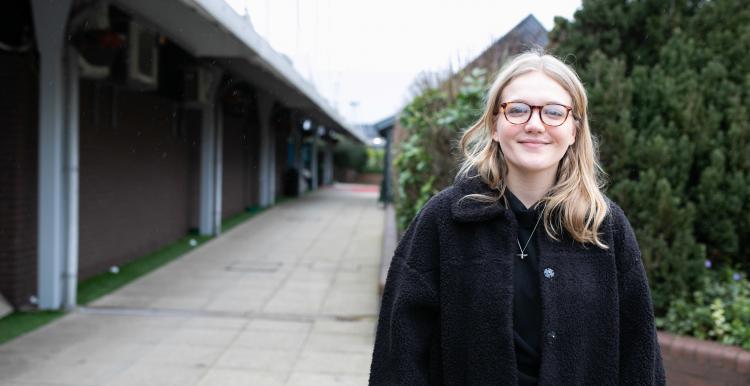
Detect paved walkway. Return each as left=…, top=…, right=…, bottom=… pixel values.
left=0, top=184, right=384, bottom=386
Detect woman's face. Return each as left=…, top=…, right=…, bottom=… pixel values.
left=492, top=71, right=577, bottom=178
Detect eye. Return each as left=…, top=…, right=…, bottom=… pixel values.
left=506, top=103, right=530, bottom=116
left=543, top=105, right=566, bottom=118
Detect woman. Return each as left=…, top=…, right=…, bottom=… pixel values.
left=369, top=51, right=666, bottom=385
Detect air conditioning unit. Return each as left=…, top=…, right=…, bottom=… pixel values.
left=183, top=66, right=214, bottom=105
left=75, top=3, right=116, bottom=79
left=126, top=20, right=159, bottom=90
left=78, top=55, right=110, bottom=79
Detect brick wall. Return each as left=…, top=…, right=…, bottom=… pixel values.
left=245, top=103, right=261, bottom=208
left=221, top=111, right=249, bottom=218
left=78, top=80, right=198, bottom=279
left=658, top=331, right=750, bottom=385
left=274, top=106, right=292, bottom=197
left=0, top=52, right=38, bottom=309
left=185, top=108, right=202, bottom=231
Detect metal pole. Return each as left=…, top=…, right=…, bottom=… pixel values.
left=64, top=46, right=80, bottom=309
left=32, top=0, right=73, bottom=310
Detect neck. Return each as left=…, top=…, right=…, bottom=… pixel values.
left=505, top=168, right=557, bottom=209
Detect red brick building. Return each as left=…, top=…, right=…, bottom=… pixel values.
left=0, top=0, right=363, bottom=311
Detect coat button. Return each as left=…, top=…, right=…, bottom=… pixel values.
left=543, top=268, right=555, bottom=278
left=546, top=331, right=557, bottom=342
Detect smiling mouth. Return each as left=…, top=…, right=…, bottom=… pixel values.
left=518, top=141, right=550, bottom=147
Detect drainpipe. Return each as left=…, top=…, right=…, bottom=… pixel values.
left=32, top=0, right=74, bottom=310
left=64, top=46, right=80, bottom=309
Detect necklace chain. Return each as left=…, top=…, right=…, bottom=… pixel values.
left=516, top=213, right=542, bottom=260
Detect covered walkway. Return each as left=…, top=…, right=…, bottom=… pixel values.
left=0, top=185, right=383, bottom=385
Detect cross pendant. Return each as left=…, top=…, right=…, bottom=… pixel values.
left=517, top=252, right=527, bottom=260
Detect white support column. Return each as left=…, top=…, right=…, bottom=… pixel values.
left=199, top=103, right=216, bottom=235
left=293, top=125, right=305, bottom=195
left=268, top=113, right=276, bottom=204
left=199, top=69, right=223, bottom=236
left=257, top=92, right=275, bottom=207
left=213, top=102, right=223, bottom=233
left=311, top=128, right=320, bottom=190
left=32, top=0, right=73, bottom=310
left=64, top=47, right=80, bottom=309
left=323, top=140, right=334, bottom=186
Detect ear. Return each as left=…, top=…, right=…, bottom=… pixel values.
left=570, top=121, right=578, bottom=145
left=491, top=119, right=500, bottom=143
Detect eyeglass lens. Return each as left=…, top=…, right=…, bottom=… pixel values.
left=504, top=102, right=568, bottom=126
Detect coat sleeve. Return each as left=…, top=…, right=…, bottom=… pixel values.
left=369, top=198, right=441, bottom=386
left=611, top=204, right=666, bottom=385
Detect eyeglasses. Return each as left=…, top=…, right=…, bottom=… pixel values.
left=498, top=102, right=573, bottom=127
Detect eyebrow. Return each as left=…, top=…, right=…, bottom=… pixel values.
left=504, top=99, right=569, bottom=106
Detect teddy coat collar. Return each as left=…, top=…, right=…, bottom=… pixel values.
left=369, top=173, right=666, bottom=385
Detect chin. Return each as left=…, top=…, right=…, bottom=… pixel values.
left=510, top=160, right=559, bottom=175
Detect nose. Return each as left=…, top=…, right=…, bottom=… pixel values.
left=524, top=107, right=545, bottom=133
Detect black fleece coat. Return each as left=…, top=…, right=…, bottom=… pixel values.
left=369, top=174, right=666, bottom=385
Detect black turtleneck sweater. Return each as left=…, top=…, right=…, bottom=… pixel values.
left=505, top=188, right=542, bottom=385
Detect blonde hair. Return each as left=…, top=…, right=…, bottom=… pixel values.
left=457, top=50, right=609, bottom=248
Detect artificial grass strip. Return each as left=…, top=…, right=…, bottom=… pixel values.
left=78, top=203, right=272, bottom=305
left=1, top=196, right=291, bottom=345
left=76, top=234, right=213, bottom=305
left=0, top=311, right=65, bottom=345
left=221, top=206, right=265, bottom=232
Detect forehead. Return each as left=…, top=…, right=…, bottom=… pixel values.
left=500, top=71, right=572, bottom=106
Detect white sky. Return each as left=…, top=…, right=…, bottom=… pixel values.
left=223, top=0, right=582, bottom=124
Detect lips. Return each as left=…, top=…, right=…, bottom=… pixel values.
left=518, top=139, right=550, bottom=148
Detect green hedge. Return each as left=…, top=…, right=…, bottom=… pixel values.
left=395, top=69, right=488, bottom=230
left=548, top=0, right=750, bottom=346
left=395, top=0, right=750, bottom=349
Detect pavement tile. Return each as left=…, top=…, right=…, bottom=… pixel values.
left=196, top=368, right=287, bottom=386
left=181, top=316, right=248, bottom=330
left=0, top=186, right=384, bottom=385
left=91, top=293, right=156, bottom=308
left=285, top=372, right=369, bottom=386
left=0, top=350, right=53, bottom=383
left=203, top=296, right=266, bottom=313
left=278, top=280, right=331, bottom=292
left=9, top=361, right=126, bottom=385
left=49, top=341, right=153, bottom=365
left=311, top=319, right=377, bottom=336
left=135, top=343, right=225, bottom=367
left=246, top=319, right=312, bottom=333
left=99, top=324, right=175, bottom=345
left=102, top=363, right=208, bottom=386
left=215, top=347, right=298, bottom=372
left=232, top=330, right=309, bottom=351
left=321, top=292, right=379, bottom=315
left=292, top=351, right=372, bottom=375
left=303, top=332, right=375, bottom=354
left=159, top=326, right=240, bottom=347
left=263, top=298, right=323, bottom=314
left=149, top=295, right=213, bottom=310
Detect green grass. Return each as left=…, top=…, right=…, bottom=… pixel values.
left=76, top=233, right=214, bottom=305
left=0, top=200, right=282, bottom=345
left=221, top=206, right=265, bottom=232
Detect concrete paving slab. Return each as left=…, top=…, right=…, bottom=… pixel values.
left=285, top=372, right=369, bottom=386
left=0, top=184, right=383, bottom=385
left=232, top=329, right=309, bottom=351
left=303, top=332, right=375, bottom=354
left=101, top=363, right=208, bottom=386
left=215, top=347, right=298, bottom=372
left=195, top=368, right=287, bottom=386
left=292, top=350, right=373, bottom=375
